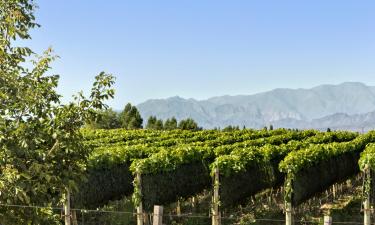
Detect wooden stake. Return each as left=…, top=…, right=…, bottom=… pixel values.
left=285, top=202, right=293, bottom=225
left=152, top=205, right=163, bottom=225
left=323, top=215, right=332, bottom=225
left=364, top=168, right=371, bottom=225
left=212, top=167, right=221, bottom=225
left=64, top=188, right=71, bottom=225
left=136, top=172, right=144, bottom=225
left=191, top=196, right=196, bottom=208
left=176, top=199, right=181, bottom=216
left=72, top=210, right=78, bottom=225
left=364, top=193, right=371, bottom=225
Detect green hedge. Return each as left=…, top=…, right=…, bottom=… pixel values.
left=214, top=131, right=358, bottom=208
left=73, top=163, right=133, bottom=208
left=291, top=151, right=360, bottom=205
left=73, top=144, right=161, bottom=208
left=130, top=146, right=214, bottom=211
left=280, top=132, right=375, bottom=205
left=75, top=128, right=360, bottom=210
left=140, top=162, right=211, bottom=211
left=359, top=143, right=375, bottom=171
left=219, top=159, right=282, bottom=208
left=359, top=143, right=375, bottom=202
left=76, top=129, right=291, bottom=209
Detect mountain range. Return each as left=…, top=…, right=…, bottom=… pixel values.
left=137, top=82, right=375, bottom=131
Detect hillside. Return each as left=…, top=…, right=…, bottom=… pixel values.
left=137, top=82, right=375, bottom=130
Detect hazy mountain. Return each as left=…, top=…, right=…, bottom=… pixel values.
left=272, top=112, right=375, bottom=132
left=137, top=82, right=375, bottom=130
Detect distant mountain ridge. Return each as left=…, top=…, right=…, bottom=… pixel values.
left=137, top=82, right=375, bottom=131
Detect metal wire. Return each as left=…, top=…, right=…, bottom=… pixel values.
left=0, top=202, right=370, bottom=224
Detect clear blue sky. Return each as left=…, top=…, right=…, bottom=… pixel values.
left=25, top=0, right=375, bottom=109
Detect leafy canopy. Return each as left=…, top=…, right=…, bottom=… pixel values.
left=0, top=0, right=115, bottom=223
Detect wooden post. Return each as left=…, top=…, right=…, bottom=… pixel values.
left=136, top=172, right=144, bottom=225
left=152, top=205, right=163, bottom=225
left=364, top=198, right=371, bottom=225
left=191, top=197, right=196, bottom=208
left=323, top=215, right=332, bottom=225
left=364, top=167, right=371, bottom=225
left=332, top=184, right=336, bottom=199
left=212, top=167, right=221, bottom=225
left=285, top=202, right=293, bottom=225
left=64, top=188, right=71, bottom=225
left=176, top=199, right=181, bottom=216
left=72, top=210, right=78, bottom=225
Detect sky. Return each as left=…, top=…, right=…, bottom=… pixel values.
left=24, top=0, right=375, bottom=109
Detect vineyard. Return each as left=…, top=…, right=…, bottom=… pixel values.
left=60, top=128, right=375, bottom=225
left=2, top=1, right=374, bottom=225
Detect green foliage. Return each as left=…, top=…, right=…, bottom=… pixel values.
left=155, top=119, right=164, bottom=130
left=74, top=126, right=369, bottom=214
left=146, top=116, right=156, bottom=129
left=164, top=117, right=178, bottom=130
left=85, top=108, right=120, bottom=129
left=359, top=143, right=375, bottom=171
left=119, top=103, right=143, bottom=129
left=279, top=132, right=372, bottom=175
left=291, top=151, right=360, bottom=205
left=178, top=118, right=201, bottom=131
left=211, top=130, right=321, bottom=176
left=212, top=130, right=359, bottom=208
left=222, top=125, right=240, bottom=132
left=146, top=116, right=164, bottom=130
left=79, top=128, right=284, bottom=209
left=130, top=146, right=213, bottom=175
left=0, top=0, right=115, bottom=223
left=129, top=129, right=317, bottom=210
left=140, top=162, right=211, bottom=211
left=280, top=132, right=374, bottom=205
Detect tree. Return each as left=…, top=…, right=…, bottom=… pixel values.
left=0, top=0, right=115, bottom=223
left=146, top=116, right=157, bottom=129
left=146, top=116, right=164, bottom=130
left=222, top=125, right=240, bottom=132
left=119, top=103, right=143, bottom=129
left=85, top=108, right=120, bottom=129
left=164, top=117, right=178, bottom=130
left=155, top=119, right=164, bottom=130
left=178, top=118, right=201, bottom=131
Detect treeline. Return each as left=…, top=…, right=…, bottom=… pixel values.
left=86, top=103, right=201, bottom=131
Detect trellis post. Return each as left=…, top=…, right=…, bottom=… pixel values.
left=364, top=198, right=370, bottom=225
left=72, top=210, right=78, bottom=225
left=212, top=167, right=221, bottom=225
left=152, top=205, right=163, bottom=225
left=323, top=215, right=332, bottom=225
left=363, top=167, right=371, bottom=225
left=285, top=176, right=294, bottom=225
left=176, top=200, right=181, bottom=216
left=64, top=188, right=71, bottom=225
left=136, top=172, right=144, bottom=225
left=285, top=201, right=293, bottom=225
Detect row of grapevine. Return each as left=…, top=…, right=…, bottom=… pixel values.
left=74, top=128, right=295, bottom=208
left=280, top=131, right=375, bottom=205
left=82, top=128, right=290, bottom=149
left=130, top=130, right=321, bottom=210
left=211, top=131, right=358, bottom=208
left=74, top=127, right=375, bottom=221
